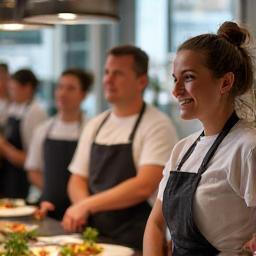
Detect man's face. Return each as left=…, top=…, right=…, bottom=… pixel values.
left=55, top=74, right=85, bottom=112
left=8, top=79, right=32, bottom=103
left=103, top=54, right=146, bottom=105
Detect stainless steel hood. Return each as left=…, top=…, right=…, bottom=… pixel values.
left=23, top=0, right=119, bottom=25
left=0, top=0, right=52, bottom=31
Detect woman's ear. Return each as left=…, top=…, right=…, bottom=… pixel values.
left=220, top=72, right=234, bottom=95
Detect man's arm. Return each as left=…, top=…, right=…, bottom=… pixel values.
left=68, top=174, right=90, bottom=204
left=27, top=170, right=43, bottom=190
left=0, top=136, right=26, bottom=167
left=143, top=199, right=169, bottom=256
left=83, top=164, right=163, bottom=213
left=62, top=164, right=163, bottom=231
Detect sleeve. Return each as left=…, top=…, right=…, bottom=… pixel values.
left=68, top=119, right=96, bottom=177
left=24, top=123, right=47, bottom=171
left=22, top=103, right=48, bottom=150
left=139, top=118, right=178, bottom=167
left=157, top=160, right=172, bottom=201
left=228, top=147, right=256, bottom=207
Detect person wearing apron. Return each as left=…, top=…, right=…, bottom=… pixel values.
left=62, top=45, right=177, bottom=251
left=0, top=69, right=47, bottom=199
left=25, top=68, right=93, bottom=220
left=87, top=102, right=152, bottom=249
left=0, top=63, right=9, bottom=134
left=143, top=21, right=256, bottom=255
left=0, top=108, right=30, bottom=198
left=40, top=120, right=80, bottom=220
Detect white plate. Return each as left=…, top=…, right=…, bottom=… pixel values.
left=36, top=236, right=134, bottom=256
left=31, top=244, right=134, bottom=256
left=0, top=205, right=37, bottom=217
left=100, top=243, right=134, bottom=256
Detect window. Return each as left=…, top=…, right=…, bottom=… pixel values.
left=169, top=0, right=235, bottom=52
left=136, top=0, right=237, bottom=137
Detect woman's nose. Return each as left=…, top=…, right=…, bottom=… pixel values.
left=172, top=81, right=184, bottom=98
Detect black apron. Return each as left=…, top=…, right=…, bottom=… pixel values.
left=88, top=103, right=152, bottom=250
left=41, top=119, right=79, bottom=220
left=0, top=115, right=30, bottom=198
left=163, top=112, right=239, bottom=256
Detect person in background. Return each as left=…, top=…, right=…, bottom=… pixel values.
left=25, top=68, right=93, bottom=220
left=0, top=63, right=10, bottom=133
left=0, top=69, right=47, bottom=199
left=62, top=45, right=178, bottom=250
left=143, top=21, right=256, bottom=256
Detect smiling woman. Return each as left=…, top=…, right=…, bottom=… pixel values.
left=143, top=21, right=256, bottom=256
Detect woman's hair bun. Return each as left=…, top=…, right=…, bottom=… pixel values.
left=217, top=21, right=249, bottom=47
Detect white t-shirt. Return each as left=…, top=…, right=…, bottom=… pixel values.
left=25, top=115, right=87, bottom=172
left=7, top=99, right=48, bottom=150
left=157, top=119, right=256, bottom=255
left=70, top=105, right=177, bottom=175
left=69, top=105, right=178, bottom=203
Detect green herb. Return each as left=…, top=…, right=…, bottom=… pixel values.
left=82, top=227, right=99, bottom=244
left=59, top=246, right=74, bottom=256
left=4, top=232, right=30, bottom=256
left=0, top=230, right=36, bottom=256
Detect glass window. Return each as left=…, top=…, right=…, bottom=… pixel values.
left=0, top=31, right=42, bottom=45
left=169, top=0, right=235, bottom=52
left=136, top=0, right=237, bottom=138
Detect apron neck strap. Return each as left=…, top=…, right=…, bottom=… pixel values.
left=177, top=112, right=239, bottom=172
left=198, top=111, right=239, bottom=174
left=94, top=102, right=146, bottom=142
left=128, top=102, right=146, bottom=142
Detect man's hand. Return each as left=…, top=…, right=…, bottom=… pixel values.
left=34, top=201, right=55, bottom=220
left=243, top=234, right=256, bottom=253
left=0, top=135, right=6, bottom=153
left=61, top=200, right=90, bottom=232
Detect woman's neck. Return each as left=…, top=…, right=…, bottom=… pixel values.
left=201, top=105, right=235, bottom=136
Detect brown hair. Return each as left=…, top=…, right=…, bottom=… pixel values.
left=61, top=68, right=94, bottom=93
left=178, top=21, right=254, bottom=98
left=11, top=69, right=38, bottom=90
left=107, top=45, right=149, bottom=76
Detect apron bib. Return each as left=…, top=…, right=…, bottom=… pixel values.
left=41, top=119, right=80, bottom=220
left=0, top=115, right=29, bottom=198
left=163, top=112, right=239, bottom=256
left=88, top=103, right=151, bottom=250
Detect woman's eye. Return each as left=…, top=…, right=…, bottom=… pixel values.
left=184, top=74, right=194, bottom=81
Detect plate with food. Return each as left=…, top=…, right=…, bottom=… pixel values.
left=0, top=199, right=37, bottom=217
left=36, top=231, right=134, bottom=256
left=30, top=243, right=134, bottom=256
left=0, top=221, right=38, bottom=234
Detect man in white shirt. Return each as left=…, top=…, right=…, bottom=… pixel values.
left=62, top=45, right=178, bottom=250
left=25, top=69, right=93, bottom=220
left=0, top=63, right=9, bottom=133
left=0, top=69, right=47, bottom=198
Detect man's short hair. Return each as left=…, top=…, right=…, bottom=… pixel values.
left=107, top=45, right=149, bottom=76
left=0, top=63, right=9, bottom=73
left=61, top=68, right=94, bottom=93
left=11, top=69, right=38, bottom=90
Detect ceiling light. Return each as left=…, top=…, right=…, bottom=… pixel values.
left=24, top=0, right=119, bottom=25
left=58, top=13, right=77, bottom=21
left=0, top=0, right=52, bottom=31
left=0, top=23, right=24, bottom=31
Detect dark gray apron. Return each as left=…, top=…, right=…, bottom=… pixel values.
left=163, top=112, right=239, bottom=256
left=88, top=103, right=152, bottom=250
left=41, top=119, right=79, bottom=220
left=0, top=115, right=29, bottom=198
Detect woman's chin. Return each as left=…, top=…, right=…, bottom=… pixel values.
left=179, top=111, right=195, bottom=120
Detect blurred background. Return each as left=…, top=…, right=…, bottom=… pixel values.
left=0, top=0, right=255, bottom=138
